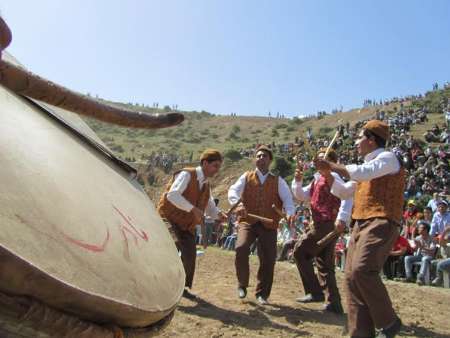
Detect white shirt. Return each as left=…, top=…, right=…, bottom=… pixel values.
left=166, top=166, right=220, bottom=219
left=291, top=172, right=353, bottom=224
left=330, top=148, right=401, bottom=200
left=228, top=168, right=295, bottom=216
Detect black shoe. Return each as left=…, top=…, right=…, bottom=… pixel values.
left=323, top=302, right=344, bottom=314
left=182, top=289, right=198, bottom=300
left=376, top=317, right=402, bottom=338
left=256, top=296, right=268, bottom=305
left=237, top=287, right=247, bottom=299
left=296, top=293, right=325, bottom=303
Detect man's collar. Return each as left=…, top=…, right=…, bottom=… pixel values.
left=364, top=148, right=384, bottom=162
left=256, top=167, right=270, bottom=177
left=195, top=166, right=207, bottom=183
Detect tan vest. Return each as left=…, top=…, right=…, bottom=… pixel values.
left=352, top=167, right=405, bottom=224
left=158, top=168, right=210, bottom=232
left=241, top=171, right=283, bottom=230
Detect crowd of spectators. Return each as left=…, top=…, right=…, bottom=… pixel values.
left=196, top=89, right=450, bottom=288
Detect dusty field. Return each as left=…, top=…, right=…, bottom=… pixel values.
left=161, top=247, right=450, bottom=338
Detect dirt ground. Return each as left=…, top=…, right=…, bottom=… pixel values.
left=160, top=247, right=450, bottom=338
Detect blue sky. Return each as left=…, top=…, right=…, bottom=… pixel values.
left=2, top=1, right=449, bottom=117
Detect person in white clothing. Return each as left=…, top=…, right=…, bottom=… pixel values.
left=228, top=145, right=295, bottom=305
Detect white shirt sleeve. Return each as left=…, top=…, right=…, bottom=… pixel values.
left=166, top=171, right=194, bottom=212
left=278, top=177, right=295, bottom=217
left=346, top=151, right=400, bottom=182
left=330, top=172, right=353, bottom=224
left=331, top=179, right=357, bottom=200
left=228, top=173, right=247, bottom=205
left=291, top=179, right=312, bottom=202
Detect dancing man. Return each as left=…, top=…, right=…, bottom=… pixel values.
left=291, top=148, right=352, bottom=314
left=315, top=120, right=404, bottom=338
left=158, top=149, right=226, bottom=299
left=228, top=145, right=295, bottom=305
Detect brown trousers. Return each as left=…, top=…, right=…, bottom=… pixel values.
left=235, top=222, right=277, bottom=298
left=293, top=221, right=340, bottom=303
left=345, top=218, right=398, bottom=337
left=167, top=222, right=196, bottom=289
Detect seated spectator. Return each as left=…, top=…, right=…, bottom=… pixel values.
left=277, top=221, right=298, bottom=262
left=223, top=224, right=238, bottom=250
left=404, top=222, right=437, bottom=285
left=403, top=211, right=422, bottom=240
left=430, top=200, right=450, bottom=237
left=383, top=233, right=413, bottom=279
left=432, top=226, right=450, bottom=286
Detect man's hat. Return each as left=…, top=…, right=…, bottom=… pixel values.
left=200, top=149, right=223, bottom=162
left=363, top=120, right=390, bottom=141
left=255, top=145, right=273, bottom=160
left=437, top=200, right=448, bottom=207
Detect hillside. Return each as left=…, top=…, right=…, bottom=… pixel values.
left=83, top=86, right=449, bottom=207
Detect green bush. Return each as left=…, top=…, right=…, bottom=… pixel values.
left=224, top=149, right=243, bottom=161
left=274, top=123, right=288, bottom=129
left=271, top=156, right=292, bottom=178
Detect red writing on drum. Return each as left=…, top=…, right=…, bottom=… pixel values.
left=113, top=205, right=149, bottom=260
left=62, top=206, right=149, bottom=260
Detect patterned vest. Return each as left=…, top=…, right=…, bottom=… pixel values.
left=241, top=171, right=283, bottom=230
left=310, top=175, right=341, bottom=223
left=352, top=167, right=405, bottom=224
left=157, top=168, right=210, bottom=233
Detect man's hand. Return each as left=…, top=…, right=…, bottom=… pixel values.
left=335, top=220, right=346, bottom=233
left=234, top=204, right=247, bottom=218
left=217, top=211, right=228, bottom=222
left=294, top=160, right=304, bottom=182
left=314, top=158, right=332, bottom=173
left=192, top=207, right=203, bottom=224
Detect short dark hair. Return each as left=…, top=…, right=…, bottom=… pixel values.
left=363, top=129, right=386, bottom=148
left=418, top=221, right=430, bottom=232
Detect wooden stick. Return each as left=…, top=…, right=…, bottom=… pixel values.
left=247, top=213, right=273, bottom=226
left=226, top=198, right=242, bottom=217
left=324, top=130, right=339, bottom=158
left=271, top=204, right=285, bottom=219
left=316, top=229, right=342, bottom=249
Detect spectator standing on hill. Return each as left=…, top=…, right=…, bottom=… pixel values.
left=315, top=120, right=404, bottom=338
left=228, top=145, right=295, bottom=305
left=291, top=149, right=352, bottom=314
left=158, top=149, right=227, bottom=299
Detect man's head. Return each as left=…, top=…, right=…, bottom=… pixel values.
left=200, top=149, right=223, bottom=178
left=418, top=221, right=430, bottom=235
left=355, top=120, right=389, bottom=156
left=255, top=145, right=272, bottom=173
left=424, top=207, right=432, bottom=219
left=437, top=200, right=448, bottom=214
left=317, top=148, right=338, bottom=163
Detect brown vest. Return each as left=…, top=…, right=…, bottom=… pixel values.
left=352, top=167, right=405, bottom=224
left=157, top=168, right=210, bottom=233
left=241, top=171, right=283, bottom=230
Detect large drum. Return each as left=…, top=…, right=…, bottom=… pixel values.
left=0, top=52, right=185, bottom=336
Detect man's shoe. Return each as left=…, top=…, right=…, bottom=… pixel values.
left=237, top=287, right=247, bottom=299
left=323, top=302, right=344, bottom=314
left=256, top=296, right=268, bottom=305
left=182, top=289, right=198, bottom=300
left=296, top=293, right=325, bottom=303
left=416, top=274, right=424, bottom=286
left=432, top=276, right=443, bottom=286
left=404, top=276, right=414, bottom=283
left=376, top=317, right=402, bottom=338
